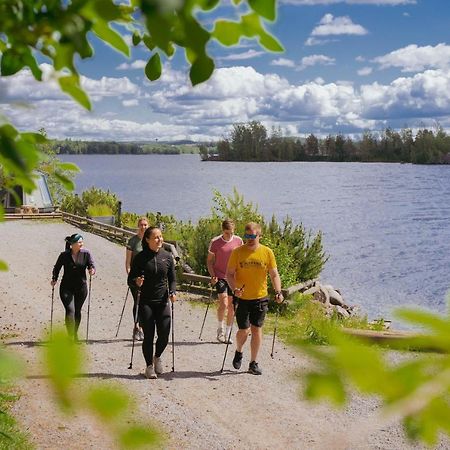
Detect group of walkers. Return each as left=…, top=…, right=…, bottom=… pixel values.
left=51, top=218, right=283, bottom=378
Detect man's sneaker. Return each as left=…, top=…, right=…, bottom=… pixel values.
left=232, top=350, right=243, bottom=369
left=145, top=365, right=157, bottom=379
left=248, top=361, right=262, bottom=375
left=138, top=329, right=145, bottom=341
left=153, top=356, right=163, bottom=375
left=217, top=328, right=226, bottom=343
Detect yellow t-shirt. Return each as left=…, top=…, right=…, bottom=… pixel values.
left=227, top=244, right=277, bottom=300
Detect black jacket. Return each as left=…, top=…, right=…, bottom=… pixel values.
left=128, top=247, right=176, bottom=303
left=52, top=249, right=95, bottom=289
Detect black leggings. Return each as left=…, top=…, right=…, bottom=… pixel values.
left=60, top=284, right=88, bottom=338
left=139, top=301, right=171, bottom=366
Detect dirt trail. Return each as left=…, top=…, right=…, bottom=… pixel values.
left=0, top=220, right=445, bottom=449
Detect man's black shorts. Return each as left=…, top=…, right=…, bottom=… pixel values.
left=235, top=297, right=269, bottom=329
left=215, top=279, right=233, bottom=296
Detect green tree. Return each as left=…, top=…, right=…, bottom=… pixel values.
left=305, top=134, right=319, bottom=159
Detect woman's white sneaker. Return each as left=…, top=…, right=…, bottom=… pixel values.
left=153, top=356, right=163, bottom=375
left=145, top=365, right=157, bottom=379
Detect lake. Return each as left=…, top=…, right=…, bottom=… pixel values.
left=60, top=154, right=450, bottom=328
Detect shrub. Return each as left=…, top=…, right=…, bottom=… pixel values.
left=86, top=204, right=113, bottom=217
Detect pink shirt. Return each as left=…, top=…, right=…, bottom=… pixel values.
left=208, top=235, right=243, bottom=279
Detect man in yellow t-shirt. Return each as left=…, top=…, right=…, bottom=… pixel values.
left=226, top=222, right=284, bottom=375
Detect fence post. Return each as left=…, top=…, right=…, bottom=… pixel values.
left=117, top=200, right=122, bottom=228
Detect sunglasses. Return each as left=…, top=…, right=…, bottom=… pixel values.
left=244, top=233, right=258, bottom=239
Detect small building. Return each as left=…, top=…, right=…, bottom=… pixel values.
left=1, top=172, right=55, bottom=213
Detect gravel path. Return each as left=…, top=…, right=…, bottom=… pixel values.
left=0, top=220, right=447, bottom=450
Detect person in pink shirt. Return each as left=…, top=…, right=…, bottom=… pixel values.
left=207, top=219, right=243, bottom=343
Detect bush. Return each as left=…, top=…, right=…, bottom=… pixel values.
left=60, top=187, right=119, bottom=219
left=86, top=204, right=113, bottom=217
left=179, top=189, right=327, bottom=285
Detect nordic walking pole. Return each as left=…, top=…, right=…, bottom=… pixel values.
left=86, top=273, right=92, bottom=343
left=50, top=285, right=55, bottom=339
left=128, top=275, right=143, bottom=369
left=220, top=285, right=244, bottom=373
left=271, top=294, right=284, bottom=359
left=171, top=299, right=175, bottom=372
left=199, top=283, right=213, bottom=340
left=115, top=287, right=130, bottom=338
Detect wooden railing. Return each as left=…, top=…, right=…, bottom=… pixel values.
left=4, top=212, right=62, bottom=220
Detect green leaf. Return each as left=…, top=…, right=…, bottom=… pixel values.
left=119, top=425, right=162, bottom=448
left=90, top=0, right=125, bottom=21
left=132, top=31, right=142, bottom=46
left=22, top=49, right=43, bottom=81
left=258, top=31, right=284, bottom=52
left=0, top=260, right=8, bottom=271
left=0, top=348, right=23, bottom=380
left=0, top=49, right=25, bottom=76
left=213, top=20, right=243, bottom=46
left=305, top=372, right=346, bottom=405
left=143, top=34, right=155, bottom=51
left=332, top=333, right=388, bottom=394
left=241, top=13, right=284, bottom=52
left=57, top=162, right=80, bottom=172
left=21, top=132, right=47, bottom=144
left=249, top=0, right=276, bottom=21
left=395, top=308, right=450, bottom=335
left=190, top=54, right=214, bottom=86
left=85, top=386, right=130, bottom=422
left=201, top=0, right=221, bottom=11
left=58, top=75, right=91, bottom=110
left=145, top=53, right=162, bottom=81
left=92, top=21, right=130, bottom=56
left=54, top=173, right=76, bottom=191
left=43, top=328, right=84, bottom=410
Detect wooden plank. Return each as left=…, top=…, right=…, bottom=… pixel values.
left=340, top=328, right=448, bottom=353
left=5, top=213, right=62, bottom=220
left=181, top=273, right=210, bottom=284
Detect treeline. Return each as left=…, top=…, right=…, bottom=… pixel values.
left=52, top=140, right=199, bottom=155
left=202, top=121, right=450, bottom=164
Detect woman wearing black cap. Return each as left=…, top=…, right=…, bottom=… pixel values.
left=51, top=233, right=96, bottom=340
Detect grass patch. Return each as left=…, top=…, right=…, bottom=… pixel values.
left=264, top=293, right=374, bottom=345
left=0, top=387, right=33, bottom=450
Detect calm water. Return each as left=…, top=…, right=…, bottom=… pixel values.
left=61, top=154, right=450, bottom=328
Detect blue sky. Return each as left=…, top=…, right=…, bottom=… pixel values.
left=2, top=0, right=450, bottom=141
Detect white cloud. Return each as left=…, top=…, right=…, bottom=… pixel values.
left=116, top=60, right=147, bottom=70
left=122, top=99, right=139, bottom=107
left=271, top=58, right=296, bottom=68
left=3, top=63, right=450, bottom=141
left=304, top=37, right=334, bottom=46
left=372, top=43, right=450, bottom=72
left=360, top=69, right=450, bottom=119
left=311, top=14, right=368, bottom=36
left=298, top=54, right=336, bottom=71
left=357, top=67, right=373, bottom=76
left=218, top=50, right=265, bottom=61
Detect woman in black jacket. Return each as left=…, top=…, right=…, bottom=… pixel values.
left=128, top=226, right=177, bottom=379
left=51, top=234, right=95, bottom=340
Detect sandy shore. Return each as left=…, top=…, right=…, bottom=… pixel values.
left=0, top=220, right=447, bottom=449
